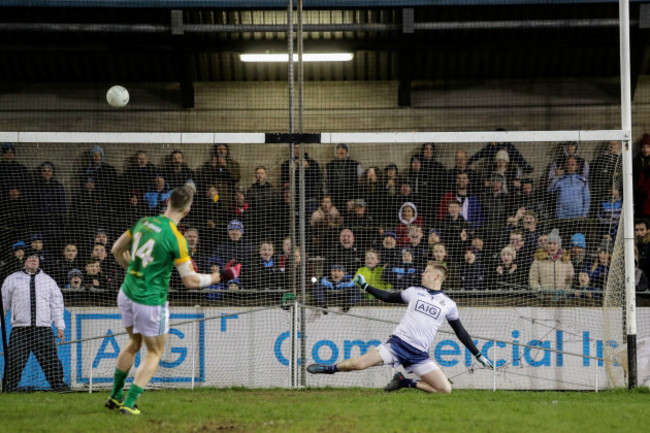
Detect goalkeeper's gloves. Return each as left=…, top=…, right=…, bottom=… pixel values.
left=353, top=274, right=369, bottom=291
left=475, top=353, right=494, bottom=369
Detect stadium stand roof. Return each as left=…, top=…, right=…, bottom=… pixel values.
left=0, top=1, right=648, bottom=107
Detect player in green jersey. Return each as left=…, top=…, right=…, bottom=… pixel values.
left=105, top=186, right=220, bottom=415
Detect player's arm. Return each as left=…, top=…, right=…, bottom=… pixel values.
left=353, top=274, right=404, bottom=304
left=175, top=260, right=221, bottom=289
left=111, top=230, right=133, bottom=270
left=448, top=319, right=493, bottom=368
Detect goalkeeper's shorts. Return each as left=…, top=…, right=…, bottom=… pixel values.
left=378, top=335, right=439, bottom=377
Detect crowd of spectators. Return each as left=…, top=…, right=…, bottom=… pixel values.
left=0, top=137, right=647, bottom=309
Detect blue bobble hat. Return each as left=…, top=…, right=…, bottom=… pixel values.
left=12, top=241, right=27, bottom=251
left=383, top=231, right=397, bottom=239
left=227, top=220, right=244, bottom=233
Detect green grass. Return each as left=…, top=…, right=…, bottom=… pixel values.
left=1, top=388, right=649, bottom=433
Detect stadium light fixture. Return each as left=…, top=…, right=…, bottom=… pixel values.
left=240, top=53, right=354, bottom=62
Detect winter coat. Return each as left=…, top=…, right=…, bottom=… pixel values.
left=529, top=249, right=575, bottom=292
left=548, top=173, right=590, bottom=219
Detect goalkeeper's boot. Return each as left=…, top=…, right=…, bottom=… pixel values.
left=104, top=396, right=123, bottom=410
left=384, top=372, right=406, bottom=392
left=120, top=405, right=141, bottom=415
left=306, top=363, right=336, bottom=374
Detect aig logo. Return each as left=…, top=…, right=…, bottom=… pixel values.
left=415, top=300, right=441, bottom=319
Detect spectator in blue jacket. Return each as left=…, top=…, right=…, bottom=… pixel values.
left=143, top=172, right=172, bottom=213
left=313, top=264, right=360, bottom=313
left=548, top=157, right=590, bottom=220
left=386, top=247, right=420, bottom=290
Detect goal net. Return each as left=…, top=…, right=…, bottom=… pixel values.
left=0, top=132, right=632, bottom=391
left=0, top=1, right=643, bottom=392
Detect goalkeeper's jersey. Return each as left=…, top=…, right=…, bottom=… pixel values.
left=392, top=287, right=459, bottom=353
left=121, top=215, right=191, bottom=306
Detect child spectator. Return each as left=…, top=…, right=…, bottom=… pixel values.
left=588, top=242, right=612, bottom=292
left=406, top=224, right=428, bottom=269
left=379, top=231, right=400, bottom=267
left=460, top=246, right=485, bottom=291
left=597, top=187, right=622, bottom=240
left=493, top=245, right=524, bottom=290
left=354, top=248, right=392, bottom=298
left=396, top=202, right=424, bottom=246
left=574, top=270, right=598, bottom=299
left=569, top=233, right=588, bottom=286
left=62, top=268, right=85, bottom=303
left=386, top=247, right=420, bottom=291
left=430, top=242, right=449, bottom=267
left=314, top=264, right=360, bottom=313
left=427, top=229, right=443, bottom=251
left=84, top=258, right=110, bottom=300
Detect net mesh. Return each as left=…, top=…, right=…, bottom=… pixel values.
left=0, top=1, right=643, bottom=392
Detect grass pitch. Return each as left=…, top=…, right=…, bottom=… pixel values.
left=1, top=387, right=648, bottom=433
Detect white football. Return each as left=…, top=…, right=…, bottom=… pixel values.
left=106, top=85, right=129, bottom=108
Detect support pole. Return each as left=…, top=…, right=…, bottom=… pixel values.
left=619, top=0, right=637, bottom=389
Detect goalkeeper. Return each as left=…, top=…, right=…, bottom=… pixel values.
left=105, top=187, right=221, bottom=415
left=307, top=262, right=493, bottom=393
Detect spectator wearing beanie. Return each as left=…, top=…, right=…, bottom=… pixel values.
left=529, top=228, right=574, bottom=298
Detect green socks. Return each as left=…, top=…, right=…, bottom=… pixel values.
left=110, top=368, right=129, bottom=401
left=124, top=384, right=144, bottom=408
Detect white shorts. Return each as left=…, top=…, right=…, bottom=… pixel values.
left=118, top=289, right=169, bottom=337
left=377, top=342, right=439, bottom=377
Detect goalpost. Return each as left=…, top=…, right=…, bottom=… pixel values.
left=0, top=129, right=633, bottom=391
left=0, top=0, right=642, bottom=392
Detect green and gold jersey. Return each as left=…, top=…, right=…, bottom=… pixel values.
left=121, top=215, right=190, bottom=306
